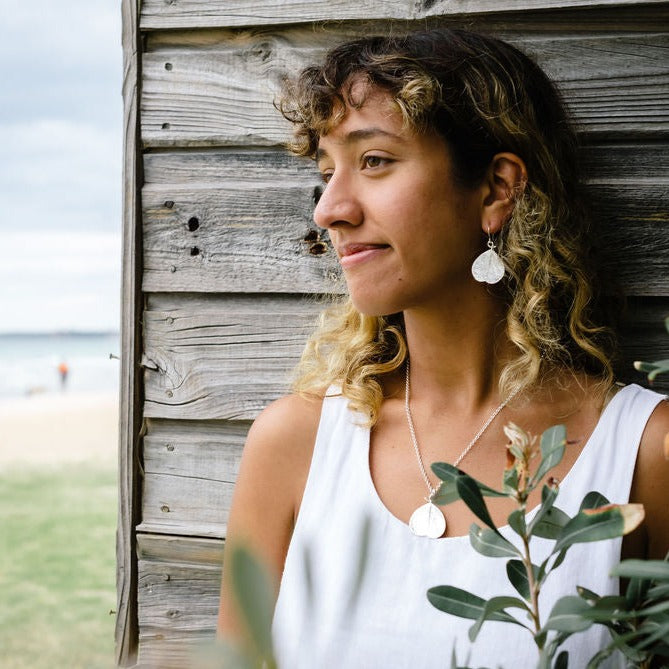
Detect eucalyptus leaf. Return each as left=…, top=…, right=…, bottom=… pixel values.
left=532, top=506, right=570, bottom=540
left=576, top=585, right=600, bottom=603
left=432, top=462, right=506, bottom=498
left=427, top=585, right=522, bottom=625
left=230, top=545, right=276, bottom=662
left=469, top=524, right=521, bottom=558
left=553, top=650, right=569, bottom=669
left=532, top=424, right=566, bottom=485
left=506, top=559, right=539, bottom=601
left=611, top=559, right=669, bottom=581
left=468, top=595, right=529, bottom=642
left=527, top=485, right=559, bottom=537
left=431, top=479, right=461, bottom=506
left=579, top=491, right=610, bottom=511
left=456, top=474, right=498, bottom=531
left=543, top=595, right=594, bottom=633
left=508, top=509, right=526, bottom=537
left=553, top=505, right=628, bottom=554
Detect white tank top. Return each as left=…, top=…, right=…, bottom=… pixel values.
left=272, top=384, right=665, bottom=669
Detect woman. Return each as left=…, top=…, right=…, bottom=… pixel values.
left=218, top=29, right=668, bottom=667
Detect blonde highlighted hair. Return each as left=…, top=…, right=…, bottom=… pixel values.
left=279, top=29, right=616, bottom=424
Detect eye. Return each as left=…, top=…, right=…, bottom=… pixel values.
left=320, top=170, right=333, bottom=184
left=362, top=154, right=391, bottom=170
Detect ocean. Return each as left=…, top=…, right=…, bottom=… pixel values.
left=0, top=332, right=120, bottom=399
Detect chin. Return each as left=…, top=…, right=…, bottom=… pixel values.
left=348, top=293, right=404, bottom=318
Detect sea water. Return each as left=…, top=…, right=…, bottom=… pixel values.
left=0, top=332, right=120, bottom=399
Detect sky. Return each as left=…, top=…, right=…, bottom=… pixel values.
left=0, top=0, right=122, bottom=333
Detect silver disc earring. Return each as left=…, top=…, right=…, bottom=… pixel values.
left=471, top=227, right=505, bottom=284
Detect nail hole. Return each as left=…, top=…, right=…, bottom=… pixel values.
left=304, top=230, right=318, bottom=242
left=190, top=247, right=200, bottom=256
left=164, top=200, right=174, bottom=209
left=166, top=444, right=174, bottom=452
left=187, top=217, right=199, bottom=231
left=161, top=505, right=170, bottom=513
left=309, top=242, right=328, bottom=256
left=165, top=62, right=173, bottom=71
left=161, top=122, right=170, bottom=130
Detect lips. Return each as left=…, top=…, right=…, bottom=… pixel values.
left=337, top=243, right=390, bottom=268
left=338, top=243, right=389, bottom=258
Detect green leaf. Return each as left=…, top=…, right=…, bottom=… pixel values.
left=543, top=595, right=594, bottom=633
left=431, top=479, right=461, bottom=506
left=553, top=505, right=631, bottom=554
left=456, top=474, right=498, bottom=531
left=229, top=545, right=275, bottom=662
left=553, top=651, right=569, bottom=669
left=532, top=506, right=570, bottom=540
left=532, top=425, right=566, bottom=485
left=503, top=466, right=519, bottom=494
left=506, top=559, right=539, bottom=601
left=468, top=595, right=529, bottom=642
left=579, top=491, right=610, bottom=511
left=576, top=585, right=601, bottom=603
left=427, top=585, right=523, bottom=626
left=507, top=509, right=526, bottom=537
left=469, top=524, right=521, bottom=558
left=611, top=559, right=669, bottom=582
left=432, top=462, right=506, bottom=498
left=579, top=595, right=627, bottom=622
left=527, top=485, right=559, bottom=537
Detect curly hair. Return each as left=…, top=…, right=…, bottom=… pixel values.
left=278, top=29, right=615, bottom=424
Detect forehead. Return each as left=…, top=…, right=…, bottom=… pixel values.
left=316, top=85, right=407, bottom=151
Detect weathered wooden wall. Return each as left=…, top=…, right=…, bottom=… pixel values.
left=119, top=1, right=669, bottom=666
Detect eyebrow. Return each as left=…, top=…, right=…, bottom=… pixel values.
left=315, top=127, right=404, bottom=162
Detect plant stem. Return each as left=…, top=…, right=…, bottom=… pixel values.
left=522, top=532, right=542, bottom=644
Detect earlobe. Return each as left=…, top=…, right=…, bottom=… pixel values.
left=482, top=153, right=528, bottom=234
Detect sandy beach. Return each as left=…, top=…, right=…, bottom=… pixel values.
left=0, top=390, right=119, bottom=468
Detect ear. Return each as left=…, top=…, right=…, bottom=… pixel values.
left=481, top=153, right=528, bottom=234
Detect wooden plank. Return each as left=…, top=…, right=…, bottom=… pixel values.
left=141, top=294, right=669, bottom=421
left=141, top=294, right=320, bottom=420
left=139, top=426, right=246, bottom=538
left=141, top=176, right=668, bottom=296
left=117, top=0, right=142, bottom=665
left=140, top=0, right=669, bottom=29
left=141, top=31, right=669, bottom=147
left=137, top=534, right=223, bottom=668
left=143, top=143, right=669, bottom=186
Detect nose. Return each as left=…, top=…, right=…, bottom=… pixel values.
left=313, top=172, right=363, bottom=230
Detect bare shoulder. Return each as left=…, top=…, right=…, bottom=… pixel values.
left=628, top=396, right=669, bottom=559
left=236, top=392, right=324, bottom=524
left=217, top=393, right=324, bottom=639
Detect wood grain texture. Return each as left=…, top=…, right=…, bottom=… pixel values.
left=141, top=168, right=668, bottom=295
left=117, top=0, right=143, bottom=665
left=141, top=294, right=322, bottom=419
left=137, top=534, right=223, bottom=668
left=140, top=0, right=669, bottom=29
left=141, top=30, right=669, bottom=147
left=138, top=423, right=247, bottom=538
left=140, top=293, right=669, bottom=423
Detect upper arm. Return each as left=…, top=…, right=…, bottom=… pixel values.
left=216, top=393, right=322, bottom=641
left=626, top=398, right=669, bottom=560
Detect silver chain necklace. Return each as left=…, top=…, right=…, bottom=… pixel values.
left=404, top=360, right=519, bottom=538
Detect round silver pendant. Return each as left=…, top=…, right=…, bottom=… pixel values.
left=471, top=248, right=505, bottom=284
left=409, top=502, right=446, bottom=539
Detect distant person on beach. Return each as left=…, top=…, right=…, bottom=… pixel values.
left=58, top=360, right=69, bottom=391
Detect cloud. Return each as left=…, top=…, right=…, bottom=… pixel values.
left=1, top=0, right=123, bottom=331
left=0, top=232, right=121, bottom=333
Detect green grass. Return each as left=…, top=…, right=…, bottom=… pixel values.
left=0, top=464, right=117, bottom=669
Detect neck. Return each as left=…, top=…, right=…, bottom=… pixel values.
left=401, top=290, right=514, bottom=412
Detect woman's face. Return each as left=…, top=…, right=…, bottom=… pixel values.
left=314, top=85, right=486, bottom=316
